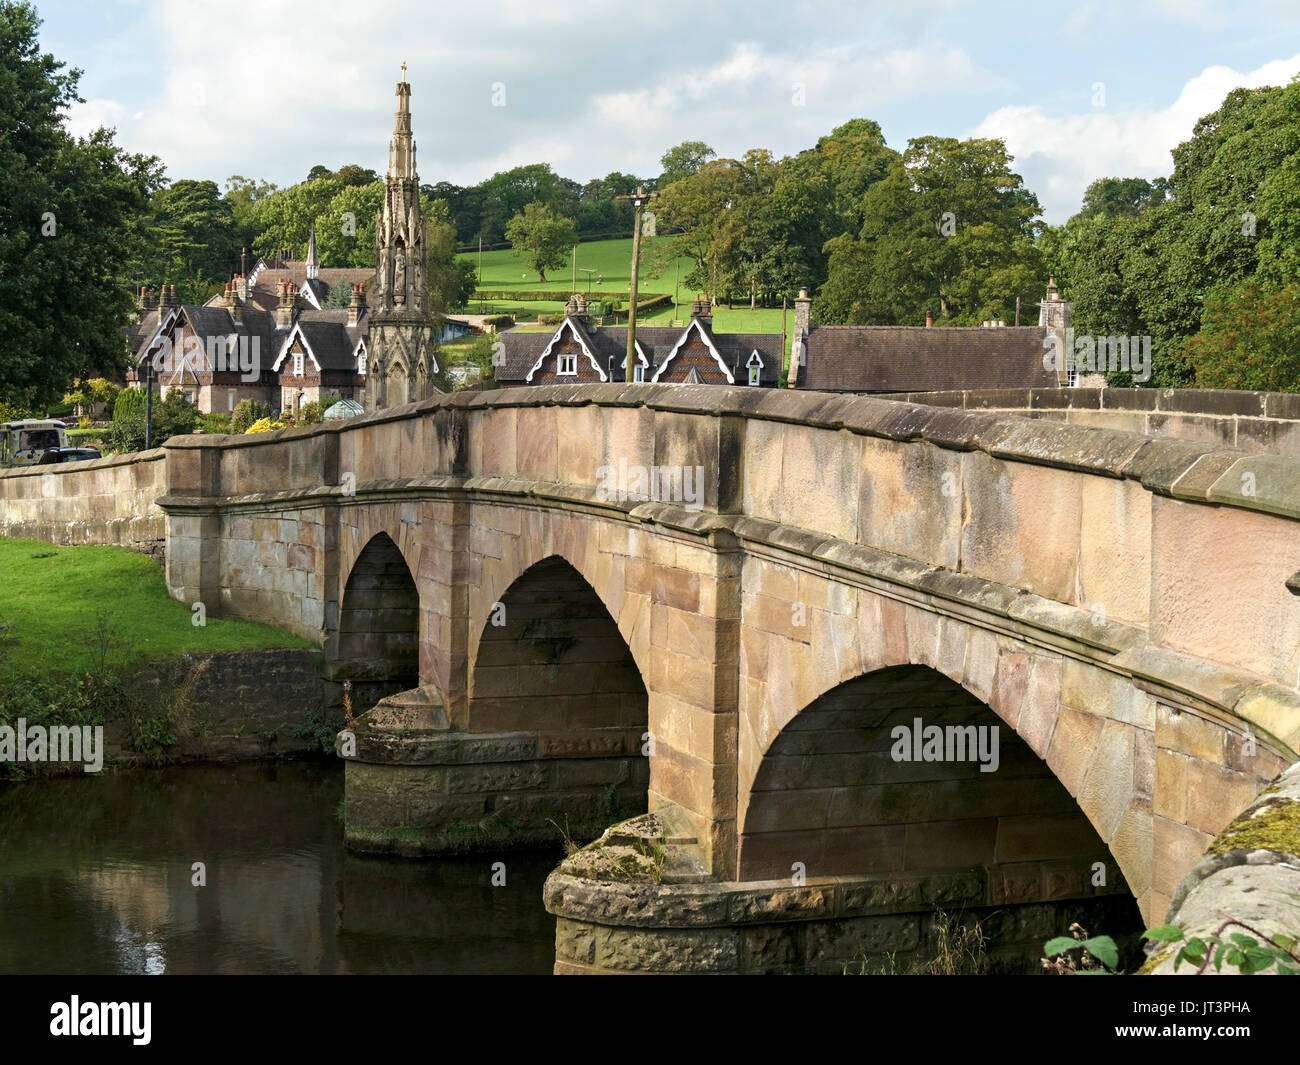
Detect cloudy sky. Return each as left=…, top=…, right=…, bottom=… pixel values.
left=37, top=0, right=1300, bottom=223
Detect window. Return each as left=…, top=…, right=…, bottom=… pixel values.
left=557, top=352, right=577, bottom=376
left=746, top=350, right=763, bottom=386
left=748, top=366, right=760, bottom=386
left=357, top=347, right=367, bottom=375
left=633, top=364, right=645, bottom=383
left=293, top=352, right=304, bottom=376
left=227, top=390, right=235, bottom=412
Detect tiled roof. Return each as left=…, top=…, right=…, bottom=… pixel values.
left=796, top=325, right=1058, bottom=392
left=496, top=317, right=784, bottom=385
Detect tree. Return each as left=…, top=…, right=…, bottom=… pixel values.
left=819, top=136, right=1044, bottom=325
left=658, top=141, right=716, bottom=188
left=144, top=179, right=243, bottom=302
left=1048, top=80, right=1300, bottom=387
left=0, top=1, right=163, bottom=409
left=1180, top=280, right=1300, bottom=391
left=504, top=203, right=578, bottom=282
left=222, top=174, right=277, bottom=236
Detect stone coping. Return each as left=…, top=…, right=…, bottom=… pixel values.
left=158, top=472, right=1300, bottom=760
left=152, top=386, right=1300, bottom=520
left=890, top=387, right=1300, bottom=420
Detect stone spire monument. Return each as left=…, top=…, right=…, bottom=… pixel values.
left=366, top=64, right=437, bottom=410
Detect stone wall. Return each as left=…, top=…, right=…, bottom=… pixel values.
left=0, top=448, right=166, bottom=559
left=894, top=387, right=1300, bottom=456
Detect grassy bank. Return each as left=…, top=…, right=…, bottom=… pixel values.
left=0, top=538, right=315, bottom=684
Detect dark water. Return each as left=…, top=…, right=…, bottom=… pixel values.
left=0, top=762, right=559, bottom=974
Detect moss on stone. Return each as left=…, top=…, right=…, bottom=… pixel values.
left=1206, top=797, right=1300, bottom=858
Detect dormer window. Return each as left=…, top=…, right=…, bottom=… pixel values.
left=633, top=364, right=645, bottom=383
left=293, top=352, right=304, bottom=376
left=746, top=349, right=763, bottom=386
left=557, top=352, right=577, bottom=376
left=357, top=344, right=367, bottom=376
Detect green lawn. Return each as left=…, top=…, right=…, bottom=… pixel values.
left=461, top=237, right=796, bottom=336
left=461, top=236, right=697, bottom=297
left=0, top=539, right=316, bottom=683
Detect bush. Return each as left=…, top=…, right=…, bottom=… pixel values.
left=109, top=387, right=145, bottom=452
left=297, top=401, right=323, bottom=425
left=244, top=417, right=278, bottom=434
left=197, top=412, right=231, bottom=434
left=230, top=399, right=270, bottom=434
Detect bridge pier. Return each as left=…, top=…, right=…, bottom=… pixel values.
left=341, top=686, right=648, bottom=855
left=541, top=810, right=1141, bottom=974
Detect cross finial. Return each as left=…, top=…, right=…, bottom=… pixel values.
left=401, top=61, right=407, bottom=82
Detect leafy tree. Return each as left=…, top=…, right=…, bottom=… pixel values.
left=1051, top=79, right=1300, bottom=386
left=0, top=1, right=163, bottom=409
left=245, top=176, right=344, bottom=262
left=820, top=136, right=1044, bottom=325
left=505, top=203, right=578, bottom=282
left=658, top=141, right=716, bottom=188
left=222, top=174, right=277, bottom=237
left=1180, top=279, right=1300, bottom=391
left=143, top=179, right=242, bottom=302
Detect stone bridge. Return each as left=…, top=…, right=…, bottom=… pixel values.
left=4, top=384, right=1299, bottom=972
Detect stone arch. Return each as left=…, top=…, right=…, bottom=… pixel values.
left=335, top=531, right=419, bottom=690
left=738, top=663, right=1144, bottom=965
left=469, top=511, right=652, bottom=682
left=738, top=574, right=1157, bottom=914
left=468, top=554, right=648, bottom=739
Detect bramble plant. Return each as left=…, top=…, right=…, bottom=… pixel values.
left=1145, top=917, right=1300, bottom=975
left=1042, top=922, right=1119, bottom=974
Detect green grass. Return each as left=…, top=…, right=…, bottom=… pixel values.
left=460, top=236, right=697, bottom=296
left=0, top=539, right=316, bottom=683
left=460, top=237, right=797, bottom=335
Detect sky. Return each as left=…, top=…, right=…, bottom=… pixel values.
left=35, top=0, right=1300, bottom=224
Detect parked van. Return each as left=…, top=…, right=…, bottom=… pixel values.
left=0, top=419, right=70, bottom=467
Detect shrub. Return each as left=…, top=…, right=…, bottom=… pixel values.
left=230, top=399, right=269, bottom=434
left=109, top=386, right=146, bottom=452
left=244, top=417, right=278, bottom=434
left=298, top=401, right=323, bottom=425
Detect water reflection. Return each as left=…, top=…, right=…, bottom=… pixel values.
left=0, top=762, right=557, bottom=974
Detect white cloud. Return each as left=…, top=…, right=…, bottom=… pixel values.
left=971, top=52, right=1300, bottom=222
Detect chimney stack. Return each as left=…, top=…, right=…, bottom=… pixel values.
left=276, top=278, right=297, bottom=327
left=347, top=283, right=365, bottom=326
left=137, top=286, right=148, bottom=312
left=691, top=293, right=712, bottom=326
left=925, top=310, right=934, bottom=328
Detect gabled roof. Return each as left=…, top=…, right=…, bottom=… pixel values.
left=796, top=325, right=1058, bottom=392
left=651, top=317, right=732, bottom=383
left=524, top=317, right=606, bottom=382
left=496, top=318, right=785, bottom=386
left=273, top=312, right=366, bottom=373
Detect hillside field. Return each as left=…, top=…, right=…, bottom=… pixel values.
left=461, top=237, right=797, bottom=335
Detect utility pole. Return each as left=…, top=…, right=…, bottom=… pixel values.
left=1015, top=295, right=1021, bottom=327
left=674, top=262, right=680, bottom=326
left=144, top=355, right=153, bottom=449
left=571, top=244, right=577, bottom=295
left=615, top=185, right=657, bottom=382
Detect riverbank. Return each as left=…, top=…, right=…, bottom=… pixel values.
left=0, top=538, right=338, bottom=777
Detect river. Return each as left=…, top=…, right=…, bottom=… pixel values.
left=0, top=762, right=558, bottom=974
